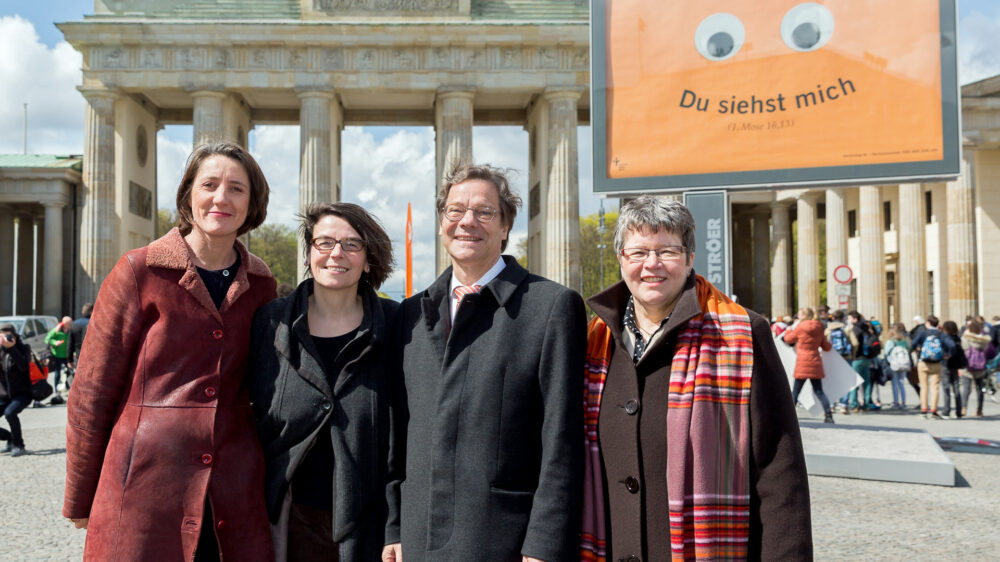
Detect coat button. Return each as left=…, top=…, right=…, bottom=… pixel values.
left=624, top=399, right=640, bottom=415
left=624, top=476, right=639, bottom=493
left=201, top=453, right=213, bottom=465
left=216, top=519, right=226, bottom=530
left=204, top=387, right=217, bottom=398
left=627, top=556, right=642, bottom=562
left=321, top=401, right=331, bottom=411
left=212, top=329, right=224, bottom=340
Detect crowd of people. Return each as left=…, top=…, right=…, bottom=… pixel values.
left=775, top=305, right=999, bottom=421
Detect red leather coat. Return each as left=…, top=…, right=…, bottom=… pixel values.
left=63, top=228, right=277, bottom=561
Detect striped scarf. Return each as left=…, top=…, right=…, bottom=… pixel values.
left=581, top=275, right=754, bottom=561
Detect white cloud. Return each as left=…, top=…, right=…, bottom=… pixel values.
left=250, top=125, right=300, bottom=229
left=959, top=10, right=1000, bottom=85
left=0, top=15, right=83, bottom=154
left=155, top=127, right=193, bottom=209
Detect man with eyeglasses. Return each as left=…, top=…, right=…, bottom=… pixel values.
left=383, top=163, right=586, bottom=562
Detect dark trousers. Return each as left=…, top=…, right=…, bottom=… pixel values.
left=940, top=368, right=963, bottom=416
left=288, top=502, right=338, bottom=562
left=793, top=378, right=831, bottom=414
left=0, top=395, right=31, bottom=447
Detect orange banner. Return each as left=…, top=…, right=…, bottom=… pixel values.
left=603, top=0, right=946, bottom=179
left=405, top=202, right=413, bottom=298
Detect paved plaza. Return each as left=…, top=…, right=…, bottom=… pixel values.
left=1, top=390, right=999, bottom=561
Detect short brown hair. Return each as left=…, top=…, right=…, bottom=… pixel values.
left=299, top=202, right=395, bottom=289
left=436, top=162, right=522, bottom=252
left=175, top=142, right=269, bottom=237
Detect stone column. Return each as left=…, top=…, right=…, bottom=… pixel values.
left=947, top=158, right=977, bottom=320
left=858, top=185, right=887, bottom=322
left=751, top=209, right=772, bottom=317
left=297, top=90, right=335, bottom=283
left=0, top=208, right=13, bottom=315
left=974, top=149, right=1000, bottom=316
left=825, top=188, right=847, bottom=310
left=897, top=183, right=928, bottom=323
left=543, top=88, right=582, bottom=290
left=15, top=216, right=34, bottom=314
left=192, top=90, right=226, bottom=146
left=78, top=88, right=118, bottom=307
left=732, top=212, right=753, bottom=305
left=42, top=203, right=65, bottom=316
left=434, top=89, right=474, bottom=274
left=770, top=201, right=793, bottom=318
left=796, top=194, right=820, bottom=310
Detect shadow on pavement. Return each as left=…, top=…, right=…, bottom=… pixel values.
left=24, top=448, right=67, bottom=456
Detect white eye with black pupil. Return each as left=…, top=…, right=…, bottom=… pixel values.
left=694, top=13, right=746, bottom=61
left=781, top=2, right=835, bottom=52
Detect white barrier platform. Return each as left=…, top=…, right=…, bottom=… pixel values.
left=799, top=422, right=955, bottom=486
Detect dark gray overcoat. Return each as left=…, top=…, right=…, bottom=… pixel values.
left=387, top=256, right=587, bottom=562
left=247, top=279, right=400, bottom=562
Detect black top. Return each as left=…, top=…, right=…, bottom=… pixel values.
left=196, top=252, right=241, bottom=309
left=290, top=327, right=360, bottom=511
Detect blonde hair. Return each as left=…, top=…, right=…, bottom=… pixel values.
left=799, top=307, right=815, bottom=320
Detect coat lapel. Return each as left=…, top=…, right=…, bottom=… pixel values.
left=420, top=268, right=452, bottom=360
left=274, top=279, right=332, bottom=398
left=148, top=228, right=222, bottom=323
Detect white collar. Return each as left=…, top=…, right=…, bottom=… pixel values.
left=449, top=256, right=506, bottom=321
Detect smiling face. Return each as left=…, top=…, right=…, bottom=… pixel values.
left=310, top=214, right=369, bottom=292
left=439, top=178, right=510, bottom=273
left=188, top=155, right=250, bottom=239
left=618, top=226, right=694, bottom=315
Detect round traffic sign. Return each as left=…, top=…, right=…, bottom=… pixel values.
left=832, top=264, right=853, bottom=284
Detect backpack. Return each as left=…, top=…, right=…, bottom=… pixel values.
left=871, top=320, right=883, bottom=336
left=967, top=346, right=988, bottom=371
left=920, top=332, right=944, bottom=362
left=888, top=344, right=912, bottom=372
left=829, top=328, right=852, bottom=357
left=860, top=331, right=881, bottom=359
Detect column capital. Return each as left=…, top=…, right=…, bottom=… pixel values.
left=436, top=87, right=476, bottom=101
left=41, top=200, right=68, bottom=209
left=295, top=88, right=335, bottom=101
left=770, top=200, right=791, bottom=210
left=543, top=87, right=585, bottom=102
left=78, top=87, right=118, bottom=115
left=189, top=89, right=227, bottom=101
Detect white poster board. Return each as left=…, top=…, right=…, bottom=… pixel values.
left=774, top=335, right=863, bottom=416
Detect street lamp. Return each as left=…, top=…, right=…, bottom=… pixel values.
left=597, top=201, right=607, bottom=291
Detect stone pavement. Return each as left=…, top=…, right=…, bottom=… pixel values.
left=1, top=388, right=999, bottom=561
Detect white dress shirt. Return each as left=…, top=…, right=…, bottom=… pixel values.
left=449, top=256, right=506, bottom=322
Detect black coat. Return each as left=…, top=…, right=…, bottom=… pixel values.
left=389, top=256, right=587, bottom=562
left=248, top=279, right=400, bottom=562
left=0, top=338, right=31, bottom=401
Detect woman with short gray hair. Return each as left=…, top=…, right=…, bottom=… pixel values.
left=581, top=196, right=812, bottom=560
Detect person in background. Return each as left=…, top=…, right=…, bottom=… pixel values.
left=826, top=309, right=854, bottom=415
left=912, top=315, right=954, bottom=420
left=248, top=203, right=399, bottom=561
left=275, top=282, right=294, bottom=299
left=44, top=317, right=72, bottom=403
left=939, top=320, right=966, bottom=419
left=783, top=307, right=835, bottom=423
left=883, top=323, right=913, bottom=410
left=582, top=196, right=812, bottom=561
left=63, top=142, right=277, bottom=560
left=960, top=319, right=997, bottom=418
left=910, top=315, right=926, bottom=342
left=846, top=311, right=877, bottom=412
left=771, top=316, right=790, bottom=338
left=0, top=323, right=31, bottom=457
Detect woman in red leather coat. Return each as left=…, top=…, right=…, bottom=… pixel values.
left=783, top=307, right=835, bottom=423
left=63, top=142, right=277, bottom=561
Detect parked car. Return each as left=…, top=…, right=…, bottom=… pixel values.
left=0, top=315, right=59, bottom=360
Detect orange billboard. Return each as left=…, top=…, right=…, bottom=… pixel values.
left=591, top=0, right=961, bottom=193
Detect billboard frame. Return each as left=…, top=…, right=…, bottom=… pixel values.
left=590, top=0, right=962, bottom=195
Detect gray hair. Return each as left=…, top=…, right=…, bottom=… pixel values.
left=613, top=195, right=696, bottom=257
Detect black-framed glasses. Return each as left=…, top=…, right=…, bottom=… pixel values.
left=620, top=245, right=686, bottom=263
left=311, top=236, right=366, bottom=253
left=443, top=204, right=499, bottom=223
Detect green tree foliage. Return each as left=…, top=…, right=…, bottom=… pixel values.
left=580, top=210, right=622, bottom=300
left=514, top=236, right=528, bottom=269
left=156, top=208, right=178, bottom=239
left=246, top=223, right=298, bottom=287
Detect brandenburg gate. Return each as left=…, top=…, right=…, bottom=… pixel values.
left=58, top=0, right=590, bottom=304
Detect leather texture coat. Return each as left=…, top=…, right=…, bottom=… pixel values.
left=63, top=228, right=277, bottom=561
left=247, top=279, right=400, bottom=562
left=390, top=257, right=587, bottom=562
left=783, top=319, right=833, bottom=380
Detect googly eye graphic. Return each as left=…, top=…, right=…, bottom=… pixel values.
left=694, top=13, right=746, bottom=61
left=781, top=2, right=834, bottom=52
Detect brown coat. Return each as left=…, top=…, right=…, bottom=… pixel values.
left=63, top=228, right=277, bottom=561
left=783, top=320, right=832, bottom=380
left=587, top=277, right=813, bottom=562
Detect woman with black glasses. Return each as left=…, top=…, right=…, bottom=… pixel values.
left=247, top=202, right=398, bottom=562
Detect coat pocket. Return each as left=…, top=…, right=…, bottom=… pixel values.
left=486, top=487, right=534, bottom=557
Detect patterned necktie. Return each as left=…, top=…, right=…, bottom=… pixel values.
left=453, top=284, right=482, bottom=308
